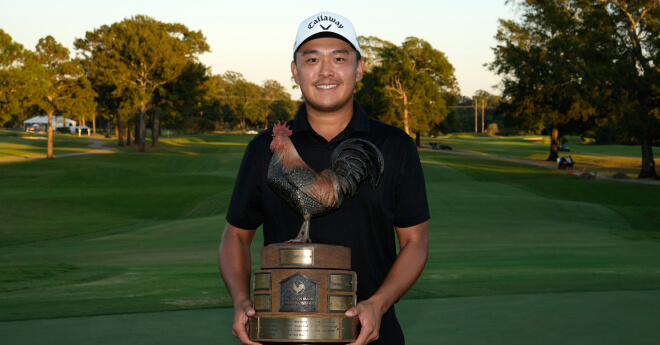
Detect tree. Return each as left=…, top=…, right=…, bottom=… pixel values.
left=75, top=24, right=126, bottom=145
left=32, top=36, right=95, bottom=159
left=75, top=15, right=209, bottom=152
left=489, top=1, right=604, bottom=160
left=491, top=0, right=660, bottom=176
left=222, top=71, right=268, bottom=131
left=198, top=74, right=230, bottom=126
left=356, top=36, right=458, bottom=142
left=600, top=0, right=660, bottom=178
left=262, top=79, right=296, bottom=126
left=0, top=30, right=52, bottom=128
left=0, top=29, right=26, bottom=127
left=154, top=61, right=209, bottom=144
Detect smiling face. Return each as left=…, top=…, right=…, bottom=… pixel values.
left=291, top=37, right=365, bottom=115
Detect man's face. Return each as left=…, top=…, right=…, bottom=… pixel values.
left=291, top=37, right=364, bottom=114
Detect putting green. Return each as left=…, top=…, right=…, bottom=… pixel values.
left=3, top=290, right=658, bottom=345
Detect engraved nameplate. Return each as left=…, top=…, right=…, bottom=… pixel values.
left=328, top=295, right=354, bottom=312
left=342, top=317, right=358, bottom=340
left=279, top=273, right=317, bottom=312
left=254, top=272, right=272, bottom=291
left=254, top=294, right=271, bottom=312
left=328, top=273, right=354, bottom=291
left=279, top=248, right=314, bottom=266
left=253, top=317, right=342, bottom=340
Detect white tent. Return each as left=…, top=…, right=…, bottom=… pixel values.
left=23, top=116, right=76, bottom=132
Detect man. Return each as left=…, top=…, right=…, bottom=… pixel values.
left=219, top=11, right=429, bottom=345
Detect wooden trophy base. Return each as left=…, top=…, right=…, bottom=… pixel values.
left=249, top=243, right=358, bottom=343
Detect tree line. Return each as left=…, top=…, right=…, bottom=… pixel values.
left=10, top=7, right=658, bottom=180
left=489, top=0, right=660, bottom=179
left=1, top=15, right=465, bottom=157
left=0, top=15, right=299, bottom=158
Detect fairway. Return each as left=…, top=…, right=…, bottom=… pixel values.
left=3, top=291, right=659, bottom=345
left=1, top=132, right=659, bottom=344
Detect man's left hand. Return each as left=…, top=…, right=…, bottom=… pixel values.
left=345, top=299, right=384, bottom=345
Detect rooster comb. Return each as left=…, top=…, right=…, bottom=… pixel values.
left=272, top=121, right=293, bottom=137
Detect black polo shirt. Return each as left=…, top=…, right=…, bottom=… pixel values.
left=227, top=100, right=428, bottom=344
left=227, top=100, right=429, bottom=301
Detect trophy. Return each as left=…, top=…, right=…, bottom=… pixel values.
left=248, top=122, right=384, bottom=343
left=249, top=243, right=358, bottom=342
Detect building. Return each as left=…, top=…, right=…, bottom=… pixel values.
left=23, top=116, right=77, bottom=132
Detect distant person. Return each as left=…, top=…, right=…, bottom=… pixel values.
left=219, top=11, right=430, bottom=345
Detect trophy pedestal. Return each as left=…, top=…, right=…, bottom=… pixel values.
left=249, top=243, right=358, bottom=343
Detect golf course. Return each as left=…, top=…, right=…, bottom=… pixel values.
left=1, top=130, right=659, bottom=344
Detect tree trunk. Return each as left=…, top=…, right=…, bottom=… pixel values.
left=547, top=126, right=559, bottom=161
left=403, top=92, right=409, bottom=135
left=138, top=104, right=146, bottom=153
left=46, top=113, right=54, bottom=159
left=152, top=105, right=160, bottom=147
left=105, top=116, right=111, bottom=139
left=638, top=132, right=658, bottom=179
left=117, top=110, right=124, bottom=146
left=415, top=131, right=421, bottom=147
left=126, top=125, right=132, bottom=145
left=474, top=100, right=478, bottom=133
left=482, top=99, right=485, bottom=133
left=92, top=116, right=96, bottom=135
left=134, top=115, right=140, bottom=145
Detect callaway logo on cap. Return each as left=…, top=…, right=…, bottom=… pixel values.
left=293, top=11, right=361, bottom=56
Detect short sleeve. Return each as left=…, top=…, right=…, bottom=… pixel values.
left=393, top=137, right=430, bottom=228
left=226, top=142, right=264, bottom=230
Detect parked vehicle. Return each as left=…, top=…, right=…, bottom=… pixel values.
left=557, top=156, right=574, bottom=170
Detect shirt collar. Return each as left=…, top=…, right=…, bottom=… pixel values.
left=291, top=100, right=371, bottom=136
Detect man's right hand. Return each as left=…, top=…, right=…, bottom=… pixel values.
left=232, top=298, right=261, bottom=345
left=219, top=223, right=260, bottom=344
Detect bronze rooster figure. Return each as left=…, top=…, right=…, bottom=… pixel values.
left=267, top=121, right=384, bottom=242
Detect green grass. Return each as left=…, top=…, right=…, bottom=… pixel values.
left=406, top=151, right=660, bottom=301
left=4, top=291, right=660, bottom=344
left=425, top=133, right=660, bottom=177
left=0, top=129, right=107, bottom=160
left=0, top=132, right=659, bottom=325
left=0, top=132, right=258, bottom=320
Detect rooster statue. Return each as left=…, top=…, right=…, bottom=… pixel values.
left=267, top=121, right=384, bottom=243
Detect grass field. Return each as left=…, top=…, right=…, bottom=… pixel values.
left=1, top=130, right=659, bottom=344
left=0, top=130, right=104, bottom=160
left=426, top=134, right=660, bottom=178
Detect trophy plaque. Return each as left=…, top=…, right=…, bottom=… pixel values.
left=249, top=243, right=359, bottom=343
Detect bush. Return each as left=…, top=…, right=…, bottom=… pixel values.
left=180, top=117, right=215, bottom=134
left=486, top=123, right=499, bottom=135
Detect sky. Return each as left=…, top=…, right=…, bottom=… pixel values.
left=0, top=0, right=515, bottom=100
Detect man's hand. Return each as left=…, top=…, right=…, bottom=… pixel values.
left=232, top=298, right=261, bottom=345
left=345, top=299, right=385, bottom=345
left=219, top=223, right=260, bottom=345
left=344, top=221, right=429, bottom=345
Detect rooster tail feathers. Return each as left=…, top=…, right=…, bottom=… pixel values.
left=331, top=139, right=385, bottom=197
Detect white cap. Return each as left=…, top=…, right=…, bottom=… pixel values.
left=293, top=12, right=361, bottom=56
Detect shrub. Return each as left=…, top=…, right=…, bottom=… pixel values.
left=180, top=117, right=215, bottom=134
left=486, top=123, right=499, bottom=135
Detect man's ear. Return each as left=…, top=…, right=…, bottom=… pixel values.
left=355, top=58, right=365, bottom=82
left=291, top=60, right=300, bottom=85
